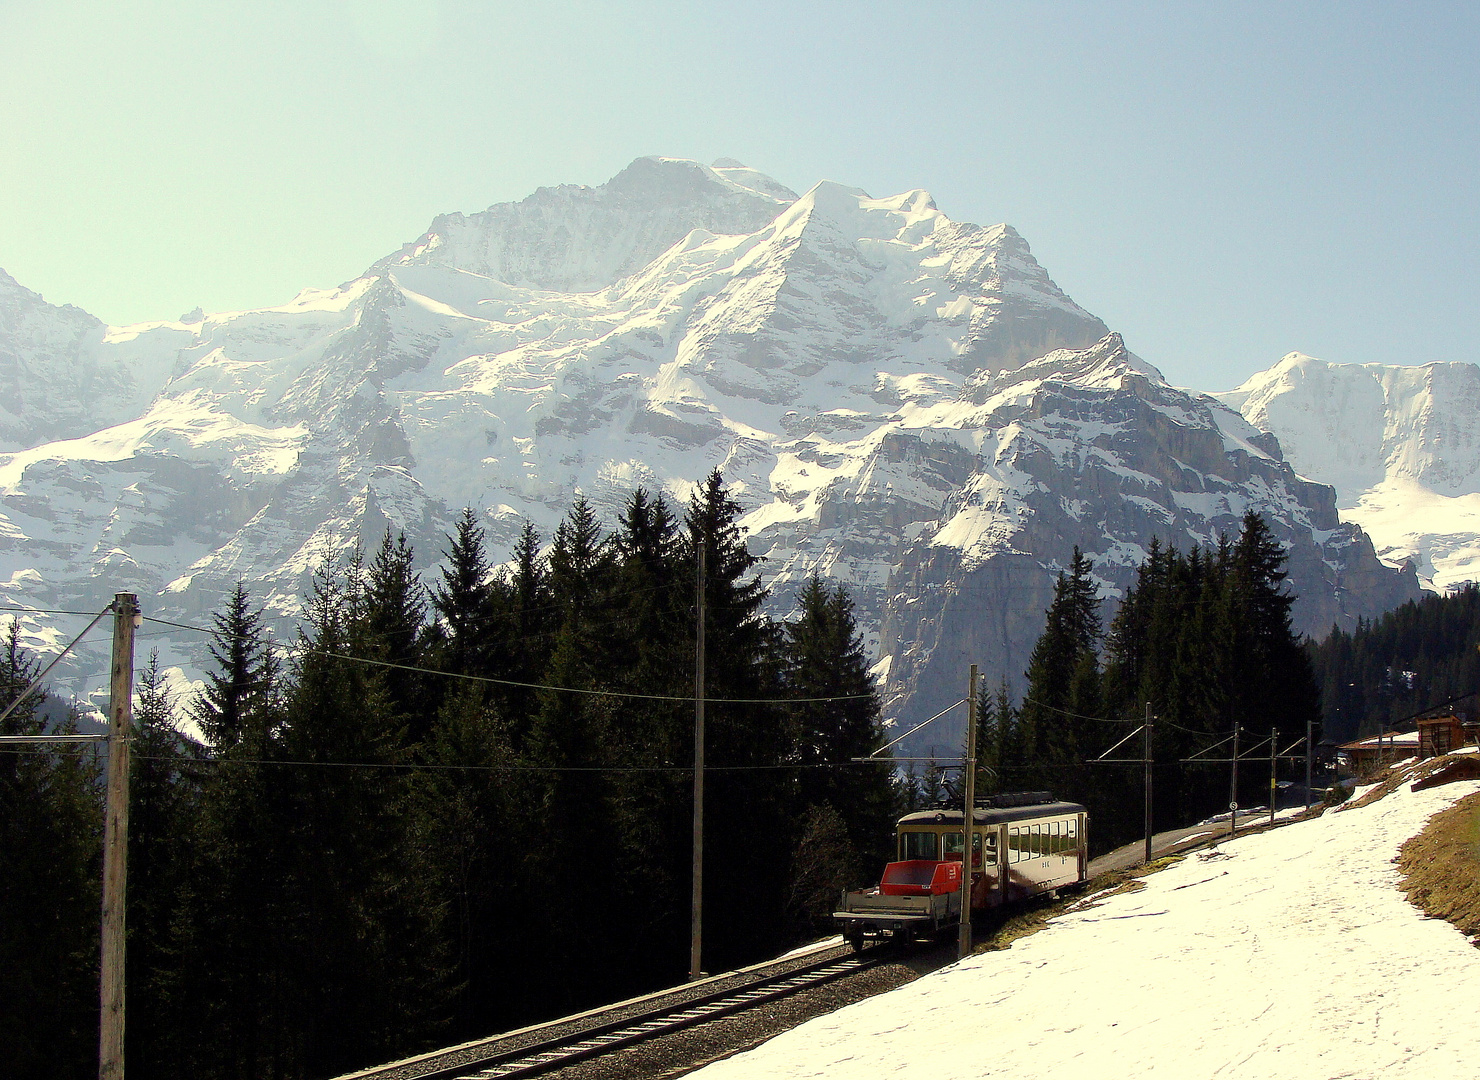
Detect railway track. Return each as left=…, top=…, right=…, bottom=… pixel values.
left=342, top=946, right=886, bottom=1080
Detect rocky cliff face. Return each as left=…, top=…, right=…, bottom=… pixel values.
left=870, top=337, right=1418, bottom=754
left=0, top=158, right=1417, bottom=731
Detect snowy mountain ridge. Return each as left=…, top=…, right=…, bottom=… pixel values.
left=1215, top=353, right=1480, bottom=591
left=0, top=157, right=1419, bottom=736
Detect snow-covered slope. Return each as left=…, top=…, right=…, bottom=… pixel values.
left=689, top=772, right=1480, bottom=1080
left=0, top=158, right=1415, bottom=726
left=1215, top=353, right=1480, bottom=590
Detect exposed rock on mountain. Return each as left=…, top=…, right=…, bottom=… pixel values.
left=871, top=336, right=1417, bottom=754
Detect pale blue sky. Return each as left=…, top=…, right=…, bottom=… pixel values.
left=2, top=0, right=1475, bottom=389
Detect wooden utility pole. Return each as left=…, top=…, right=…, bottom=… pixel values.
left=1305, top=714, right=1314, bottom=811
left=689, top=544, right=706, bottom=982
left=957, top=664, right=978, bottom=960
left=1269, top=726, right=1278, bottom=826
left=1143, top=703, right=1154, bottom=865
left=100, top=592, right=138, bottom=1080
left=1228, top=725, right=1240, bottom=840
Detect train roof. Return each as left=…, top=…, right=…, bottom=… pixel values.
left=897, top=800, right=1087, bottom=828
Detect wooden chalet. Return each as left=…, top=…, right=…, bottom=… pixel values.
left=1413, top=693, right=1480, bottom=758
left=1336, top=731, right=1420, bottom=777
left=1337, top=694, right=1480, bottom=777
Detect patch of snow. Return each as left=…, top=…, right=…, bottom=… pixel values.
left=692, top=776, right=1480, bottom=1080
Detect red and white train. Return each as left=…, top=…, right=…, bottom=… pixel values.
left=833, top=792, right=1088, bottom=948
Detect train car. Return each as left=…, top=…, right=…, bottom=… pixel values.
left=834, top=792, right=1088, bottom=947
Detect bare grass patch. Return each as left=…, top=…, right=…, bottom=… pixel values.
left=1397, top=789, right=1480, bottom=945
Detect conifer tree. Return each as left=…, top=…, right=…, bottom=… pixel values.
left=785, top=803, right=855, bottom=936
left=522, top=498, right=627, bottom=1005
left=1018, top=547, right=1102, bottom=782
left=684, top=470, right=791, bottom=967
left=973, top=677, right=1018, bottom=796
left=409, top=681, right=522, bottom=1035
left=431, top=507, right=498, bottom=678
left=500, top=520, right=552, bottom=743
left=0, top=624, right=101, bottom=1080
left=601, top=489, right=693, bottom=987
left=786, top=575, right=894, bottom=874
left=273, top=552, right=449, bottom=1075
left=360, top=529, right=434, bottom=742
left=190, top=581, right=279, bottom=752
left=175, top=586, right=295, bottom=1079
left=127, top=652, right=201, bottom=1080
left=1094, top=516, right=1321, bottom=844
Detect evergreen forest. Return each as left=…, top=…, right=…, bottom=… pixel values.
left=974, top=513, right=1322, bottom=854
left=1307, top=582, right=1480, bottom=744
left=0, top=471, right=899, bottom=1080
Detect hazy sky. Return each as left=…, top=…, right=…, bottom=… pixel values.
left=2, top=1, right=1475, bottom=389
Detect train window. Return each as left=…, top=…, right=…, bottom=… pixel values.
left=900, top=831, right=938, bottom=861
left=1051, top=821, right=1061, bottom=853
left=971, top=833, right=983, bottom=868
left=943, top=832, right=965, bottom=861
left=1008, top=827, right=1021, bottom=862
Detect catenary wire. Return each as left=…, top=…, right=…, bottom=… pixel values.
left=142, top=615, right=873, bottom=705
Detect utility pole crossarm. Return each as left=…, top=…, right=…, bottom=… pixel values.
left=0, top=603, right=114, bottom=731
left=862, top=698, right=966, bottom=759
left=1181, top=733, right=1235, bottom=761
left=1092, top=724, right=1145, bottom=761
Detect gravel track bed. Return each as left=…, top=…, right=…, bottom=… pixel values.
left=343, top=941, right=870, bottom=1080
left=541, top=948, right=950, bottom=1080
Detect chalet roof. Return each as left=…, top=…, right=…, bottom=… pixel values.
left=1415, top=712, right=1480, bottom=727
left=1337, top=731, right=1421, bottom=751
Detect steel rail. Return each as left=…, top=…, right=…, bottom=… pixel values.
left=386, top=951, right=882, bottom=1080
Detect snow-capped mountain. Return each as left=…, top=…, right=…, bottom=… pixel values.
left=1215, top=354, right=1480, bottom=592
left=0, top=157, right=1417, bottom=739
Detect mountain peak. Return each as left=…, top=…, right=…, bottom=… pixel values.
left=610, top=156, right=793, bottom=203
left=379, top=156, right=796, bottom=293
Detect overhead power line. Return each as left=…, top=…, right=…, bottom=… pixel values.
left=0, top=604, right=123, bottom=618
left=142, top=615, right=873, bottom=706
left=1019, top=696, right=1137, bottom=724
